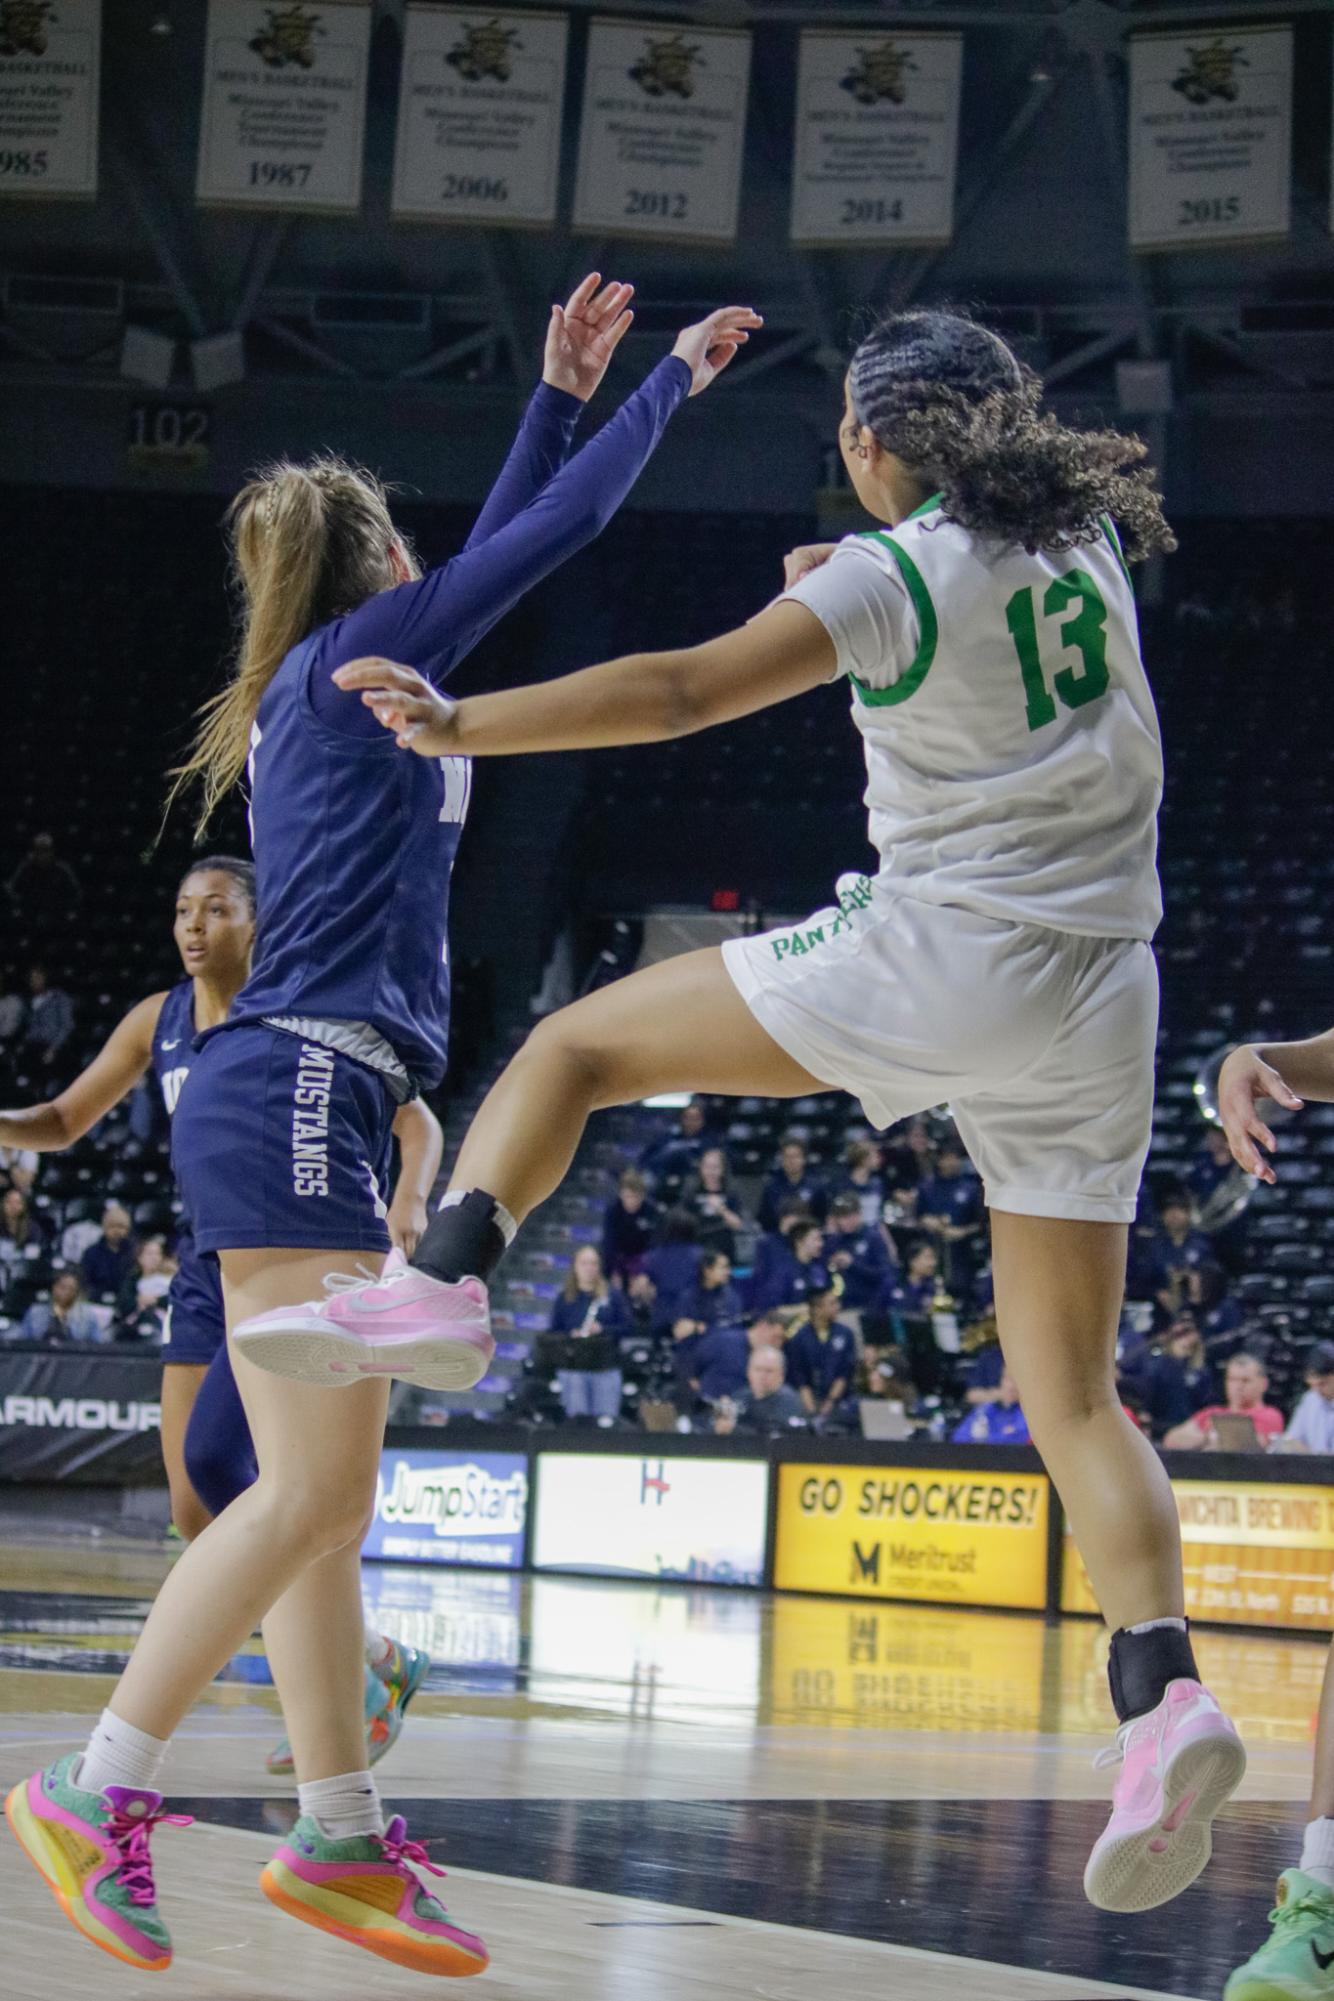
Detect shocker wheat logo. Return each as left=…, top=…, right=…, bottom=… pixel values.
left=628, top=31, right=702, bottom=102
left=446, top=17, right=522, bottom=85
left=841, top=39, right=917, bottom=108
left=248, top=4, right=324, bottom=70
left=0, top=0, right=56, bottom=59
left=1171, top=35, right=1247, bottom=106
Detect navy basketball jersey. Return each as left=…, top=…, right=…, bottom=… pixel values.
left=152, top=979, right=197, bottom=1122
left=219, top=637, right=471, bottom=1090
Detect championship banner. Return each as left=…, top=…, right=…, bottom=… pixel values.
left=391, top=6, right=568, bottom=228
left=0, top=1347, right=163, bottom=1482
left=196, top=0, right=371, bottom=213
left=572, top=18, right=751, bottom=243
left=1063, top=1477, right=1334, bottom=1631
left=533, top=1451, right=769, bottom=1585
left=0, top=0, right=101, bottom=201
left=1128, top=25, right=1292, bottom=251
left=774, top=1463, right=1050, bottom=1610
left=790, top=30, right=961, bottom=249
left=364, top=1447, right=529, bottom=1568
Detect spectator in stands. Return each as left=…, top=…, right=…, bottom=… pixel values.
left=550, top=1244, right=633, bottom=1422
left=6, top=833, right=81, bottom=919
left=682, top=1146, right=747, bottom=1262
left=115, top=1236, right=174, bottom=1341
left=833, top=1138, right=885, bottom=1228
left=1279, top=1342, right=1334, bottom=1455
left=952, top=1365, right=1031, bottom=1445
left=21, top=965, right=74, bottom=1071
left=916, top=1140, right=984, bottom=1289
left=672, top=1250, right=744, bottom=1339
left=643, top=1208, right=703, bottom=1328
left=1150, top=1193, right=1212, bottom=1321
left=1162, top=1352, right=1284, bottom=1450
left=748, top=1217, right=828, bottom=1318
left=757, top=1135, right=828, bottom=1233
left=962, top=1322, right=1004, bottom=1404
left=60, top=1205, right=103, bottom=1269
left=0, top=1184, right=51, bottom=1303
left=0, top=1141, right=37, bottom=1198
left=824, top=1192, right=895, bottom=1321
left=601, top=1167, right=657, bottom=1282
left=1188, top=1126, right=1235, bottom=1209
left=80, top=1201, right=136, bottom=1305
left=1196, top=1263, right=1243, bottom=1350
left=784, top=1284, right=858, bottom=1423
left=18, top=1270, right=104, bottom=1345
left=858, top=1338, right=919, bottom=1412
left=676, top=1267, right=750, bottom=1407
left=884, top=1241, right=940, bottom=1320
left=1121, top=1310, right=1219, bottom=1439
left=712, top=1345, right=807, bottom=1436
left=639, top=1098, right=708, bottom=1195
left=746, top=1308, right=789, bottom=1354
left=881, top=1118, right=935, bottom=1194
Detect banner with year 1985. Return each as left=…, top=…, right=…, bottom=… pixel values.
left=1128, top=25, right=1291, bottom=251
left=196, top=0, right=371, bottom=213
left=0, top=0, right=101, bottom=200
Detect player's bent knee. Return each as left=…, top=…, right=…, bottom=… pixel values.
left=523, top=1013, right=615, bottom=1100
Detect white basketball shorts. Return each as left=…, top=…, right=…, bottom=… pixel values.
left=721, top=873, right=1158, bottom=1224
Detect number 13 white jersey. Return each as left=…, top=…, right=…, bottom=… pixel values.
left=784, top=498, right=1163, bottom=940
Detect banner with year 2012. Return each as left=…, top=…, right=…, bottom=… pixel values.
left=790, top=30, right=961, bottom=248
left=1128, top=24, right=1292, bottom=251
left=196, top=0, right=371, bottom=212
left=0, top=0, right=101, bottom=200
left=391, top=6, right=568, bottom=228
left=573, top=18, right=751, bottom=243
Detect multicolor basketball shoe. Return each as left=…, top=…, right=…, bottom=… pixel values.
left=232, top=1247, right=494, bottom=1392
left=1225, top=1871, right=1334, bottom=2001
left=1084, top=1677, right=1246, bottom=1911
left=5, top=1754, right=190, bottom=1971
left=266, top=1644, right=431, bottom=1776
left=261, top=1812, right=488, bottom=1976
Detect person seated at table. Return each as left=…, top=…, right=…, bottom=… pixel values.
left=784, top=1284, right=857, bottom=1423
left=1162, top=1351, right=1284, bottom=1450
left=951, top=1365, right=1031, bottom=1445
left=1277, top=1341, right=1334, bottom=1454
left=17, top=1269, right=106, bottom=1344
left=713, top=1345, right=807, bottom=1435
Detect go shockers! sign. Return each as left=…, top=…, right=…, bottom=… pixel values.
left=0, top=1348, right=163, bottom=1482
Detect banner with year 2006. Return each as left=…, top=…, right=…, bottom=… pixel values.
left=1128, top=24, right=1292, bottom=251
left=391, top=6, right=568, bottom=227
left=0, top=0, right=101, bottom=200
left=572, top=18, right=751, bottom=243
left=790, top=30, right=961, bottom=248
left=196, top=0, right=371, bottom=212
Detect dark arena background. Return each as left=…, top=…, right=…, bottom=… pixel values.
left=2, top=4, right=1334, bottom=1998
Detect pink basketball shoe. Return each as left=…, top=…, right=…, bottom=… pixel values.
left=231, top=1248, right=495, bottom=1392
left=1083, top=1678, right=1246, bottom=1911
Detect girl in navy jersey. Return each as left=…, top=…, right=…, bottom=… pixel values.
left=6, top=275, right=757, bottom=1979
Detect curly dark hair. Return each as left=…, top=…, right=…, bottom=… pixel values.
left=848, top=309, right=1176, bottom=562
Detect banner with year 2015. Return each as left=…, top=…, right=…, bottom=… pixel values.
left=1128, top=24, right=1292, bottom=251
left=790, top=30, right=961, bottom=249
left=572, top=18, right=751, bottom=243
left=196, top=0, right=371, bottom=212
left=0, top=0, right=101, bottom=200
left=391, top=6, right=568, bottom=227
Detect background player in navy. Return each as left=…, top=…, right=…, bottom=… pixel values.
left=7, top=277, right=760, bottom=1978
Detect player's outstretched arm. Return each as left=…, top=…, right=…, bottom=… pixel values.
left=1216, top=1038, right=1321, bottom=1183
left=333, top=599, right=837, bottom=757
left=0, top=994, right=161, bottom=1151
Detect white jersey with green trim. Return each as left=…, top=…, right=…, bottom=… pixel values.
left=783, top=499, right=1163, bottom=940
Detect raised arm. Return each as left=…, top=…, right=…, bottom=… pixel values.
left=334, top=599, right=838, bottom=757
left=0, top=994, right=161, bottom=1150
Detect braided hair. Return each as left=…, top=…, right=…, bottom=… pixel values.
left=848, top=309, right=1175, bottom=562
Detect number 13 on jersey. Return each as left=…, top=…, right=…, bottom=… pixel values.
left=1005, top=569, right=1111, bottom=732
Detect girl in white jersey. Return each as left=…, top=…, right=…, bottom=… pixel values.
left=246, top=310, right=1246, bottom=1914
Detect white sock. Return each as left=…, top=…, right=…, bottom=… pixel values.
left=1301, top=1817, right=1334, bottom=1889
left=76, top=1709, right=169, bottom=1800
left=298, top=1770, right=384, bottom=1842
left=364, top=1625, right=392, bottom=1669
left=1124, top=1617, right=1188, bottom=1636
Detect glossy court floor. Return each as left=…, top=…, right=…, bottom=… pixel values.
left=0, top=1523, right=1327, bottom=2001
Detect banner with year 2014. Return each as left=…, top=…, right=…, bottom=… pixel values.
left=790, top=30, right=961, bottom=249
left=391, top=6, right=568, bottom=228
left=196, top=0, right=371, bottom=212
left=573, top=18, right=751, bottom=243
left=0, top=0, right=101, bottom=200
left=1128, top=24, right=1292, bottom=251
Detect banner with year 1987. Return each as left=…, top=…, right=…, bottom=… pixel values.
left=1128, top=25, right=1292, bottom=251
left=391, top=5, right=568, bottom=227
left=790, top=30, right=961, bottom=248
left=0, top=0, right=101, bottom=200
left=573, top=18, right=750, bottom=243
left=196, top=0, right=371, bottom=212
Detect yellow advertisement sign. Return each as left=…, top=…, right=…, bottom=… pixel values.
left=774, top=1463, right=1049, bottom=1610
left=1062, top=1478, right=1334, bottom=1631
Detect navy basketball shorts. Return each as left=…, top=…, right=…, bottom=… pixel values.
left=172, top=1025, right=396, bottom=1256
left=160, top=1233, right=226, bottom=1365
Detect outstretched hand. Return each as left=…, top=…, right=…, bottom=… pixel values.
left=332, top=658, right=457, bottom=756
left=1216, top=1044, right=1304, bottom=1184
left=543, top=273, right=635, bottom=402
left=671, top=306, right=763, bottom=397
